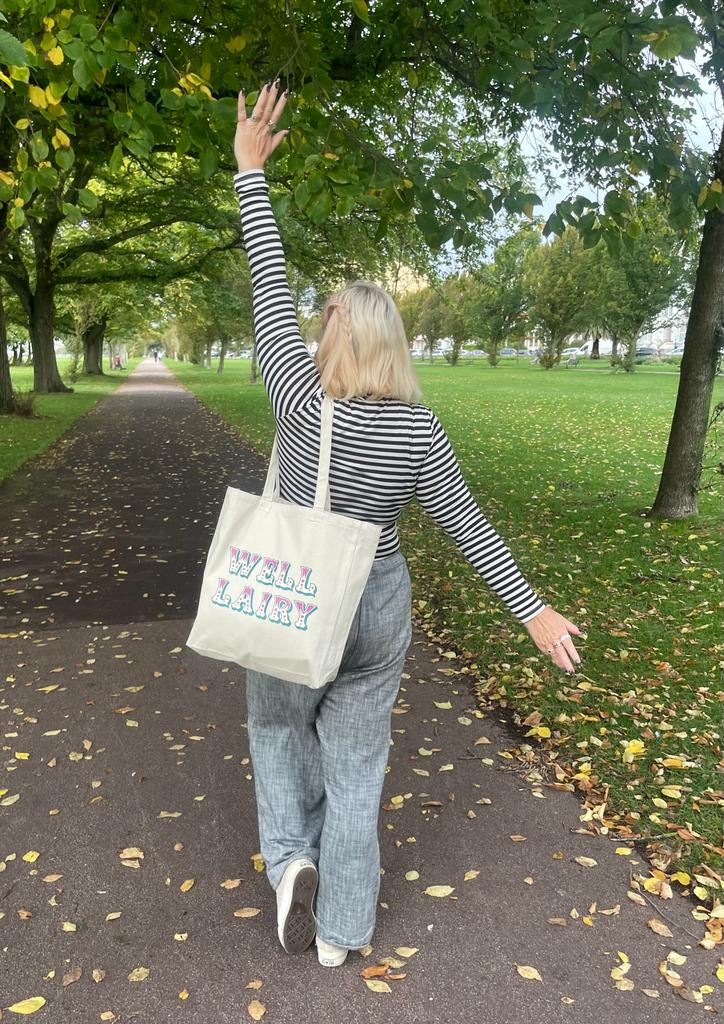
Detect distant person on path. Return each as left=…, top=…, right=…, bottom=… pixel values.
left=114, top=355, right=122, bottom=370
left=232, top=80, right=584, bottom=969
left=153, top=350, right=158, bottom=362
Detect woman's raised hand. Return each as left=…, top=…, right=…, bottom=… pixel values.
left=235, top=79, right=290, bottom=173
left=524, top=605, right=585, bottom=674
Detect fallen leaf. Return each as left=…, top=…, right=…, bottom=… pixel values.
left=7, top=996, right=47, bottom=1014
left=180, top=878, right=195, bottom=892
left=248, top=998, right=266, bottom=1019
left=395, top=947, right=418, bottom=957
left=361, top=964, right=390, bottom=979
left=516, top=964, right=543, bottom=982
left=365, top=979, right=392, bottom=993
left=647, top=918, right=674, bottom=938
left=464, top=870, right=480, bottom=881
left=234, top=907, right=261, bottom=918
left=128, top=966, right=150, bottom=982
left=424, top=885, right=455, bottom=897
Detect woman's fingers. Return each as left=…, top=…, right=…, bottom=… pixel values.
left=237, top=89, right=247, bottom=123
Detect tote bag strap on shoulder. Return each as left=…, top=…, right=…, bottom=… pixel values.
left=262, top=394, right=334, bottom=512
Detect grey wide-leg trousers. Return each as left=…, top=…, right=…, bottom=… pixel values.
left=245, top=550, right=412, bottom=948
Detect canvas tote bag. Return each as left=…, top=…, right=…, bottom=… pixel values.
left=186, top=395, right=382, bottom=688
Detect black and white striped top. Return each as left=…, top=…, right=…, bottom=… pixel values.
left=234, top=169, right=546, bottom=624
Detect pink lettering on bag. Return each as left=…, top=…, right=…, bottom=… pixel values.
left=229, top=548, right=262, bottom=578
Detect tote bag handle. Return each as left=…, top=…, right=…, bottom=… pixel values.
left=262, top=394, right=334, bottom=512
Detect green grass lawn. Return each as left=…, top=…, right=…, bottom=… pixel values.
left=0, top=357, right=140, bottom=483
left=170, top=356, right=723, bottom=896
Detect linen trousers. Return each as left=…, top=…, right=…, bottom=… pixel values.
left=244, top=549, right=412, bottom=949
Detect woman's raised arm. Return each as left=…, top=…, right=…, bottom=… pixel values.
left=233, top=82, right=322, bottom=420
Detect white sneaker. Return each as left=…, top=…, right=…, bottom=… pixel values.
left=316, top=935, right=349, bottom=967
left=276, top=858, right=318, bottom=954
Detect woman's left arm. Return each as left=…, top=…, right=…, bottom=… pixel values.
left=233, top=81, right=322, bottom=420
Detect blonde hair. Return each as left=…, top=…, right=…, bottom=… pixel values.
left=314, top=280, right=422, bottom=403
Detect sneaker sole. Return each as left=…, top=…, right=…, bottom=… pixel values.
left=280, top=866, right=318, bottom=954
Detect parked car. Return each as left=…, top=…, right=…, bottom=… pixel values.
left=561, top=346, right=581, bottom=357
left=634, top=346, right=660, bottom=363
left=500, top=347, right=518, bottom=356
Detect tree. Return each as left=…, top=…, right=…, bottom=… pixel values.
left=523, top=229, right=591, bottom=367
left=0, top=280, right=14, bottom=413
left=464, top=226, right=540, bottom=365
left=592, top=198, right=694, bottom=371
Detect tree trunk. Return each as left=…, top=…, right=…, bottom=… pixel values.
left=591, top=334, right=600, bottom=359
left=82, top=314, right=107, bottom=375
left=611, top=337, right=619, bottom=359
left=650, top=135, right=724, bottom=517
left=250, top=342, right=259, bottom=383
left=0, top=283, right=14, bottom=415
left=218, top=334, right=228, bottom=374
left=30, top=277, right=71, bottom=393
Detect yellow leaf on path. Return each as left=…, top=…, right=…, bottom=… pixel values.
left=234, top=907, right=261, bottom=918
left=251, top=853, right=265, bottom=872
left=221, top=878, right=242, bottom=889
left=425, top=885, right=455, bottom=897
left=615, top=847, right=633, bottom=855
left=464, top=870, right=480, bottom=881
left=246, top=980, right=263, bottom=989
left=510, top=835, right=527, bottom=842
left=395, top=947, right=418, bottom=957
left=179, top=989, right=190, bottom=1000
left=170, top=647, right=182, bottom=653
left=128, top=967, right=150, bottom=982
left=180, top=878, right=195, bottom=892
left=405, top=870, right=419, bottom=881
left=474, top=736, right=491, bottom=745
left=105, top=912, right=122, bottom=922
left=22, top=850, right=40, bottom=863
left=434, top=701, right=452, bottom=709
left=7, top=996, right=47, bottom=1014
left=574, top=856, right=598, bottom=867
left=119, top=847, right=144, bottom=860
left=647, top=918, right=674, bottom=938
left=248, top=999, right=266, bottom=1019
left=516, top=964, right=543, bottom=982
left=365, top=979, right=392, bottom=993
left=42, top=874, right=62, bottom=882
left=418, top=747, right=433, bottom=756
left=62, top=921, right=77, bottom=931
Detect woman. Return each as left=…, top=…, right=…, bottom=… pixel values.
left=233, top=80, right=584, bottom=968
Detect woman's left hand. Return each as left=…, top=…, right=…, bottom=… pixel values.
left=235, top=79, right=290, bottom=173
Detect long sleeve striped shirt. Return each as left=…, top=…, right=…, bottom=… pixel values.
left=233, top=168, right=546, bottom=624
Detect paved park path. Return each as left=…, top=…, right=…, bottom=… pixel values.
left=0, top=360, right=718, bottom=1023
